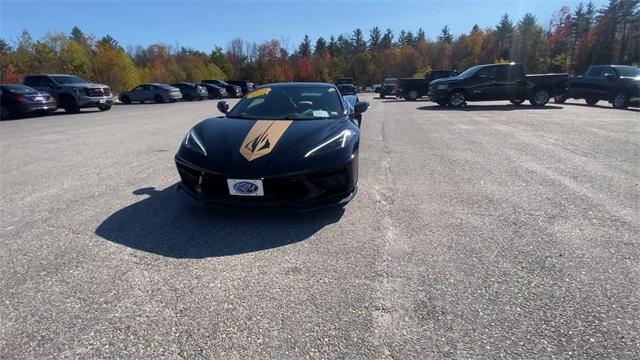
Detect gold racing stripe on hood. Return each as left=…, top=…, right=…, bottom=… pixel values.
left=240, top=120, right=294, bottom=161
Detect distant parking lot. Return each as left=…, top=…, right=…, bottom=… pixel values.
left=1, top=95, right=639, bottom=358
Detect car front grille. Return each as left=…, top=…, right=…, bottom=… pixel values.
left=86, top=88, right=111, bottom=97
left=176, top=162, right=352, bottom=205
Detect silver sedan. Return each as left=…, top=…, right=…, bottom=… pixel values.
left=119, top=83, right=182, bottom=104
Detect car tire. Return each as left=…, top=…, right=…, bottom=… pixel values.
left=121, top=95, right=131, bottom=105
left=554, top=95, right=567, bottom=104
left=154, top=94, right=164, bottom=104
left=407, top=90, right=419, bottom=101
left=436, top=100, right=449, bottom=107
left=61, top=96, right=80, bottom=113
left=380, top=93, right=386, bottom=99
left=530, top=88, right=550, bottom=107
left=585, top=97, right=599, bottom=106
left=169, top=99, right=176, bottom=103
left=1, top=106, right=11, bottom=120
left=612, top=92, right=629, bottom=109
left=448, top=90, right=466, bottom=108
left=98, top=104, right=111, bottom=111
left=510, top=99, right=525, bottom=105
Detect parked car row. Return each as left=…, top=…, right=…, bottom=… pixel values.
left=1, top=75, right=256, bottom=119
left=375, top=63, right=639, bottom=109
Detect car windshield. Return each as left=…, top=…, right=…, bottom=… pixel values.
left=50, top=75, right=88, bottom=84
left=384, top=79, right=396, bottom=84
left=615, top=66, right=640, bottom=77
left=458, top=65, right=483, bottom=78
left=338, top=85, right=356, bottom=95
left=3, top=85, right=38, bottom=94
left=157, top=84, right=174, bottom=89
left=229, top=85, right=344, bottom=120
left=217, top=80, right=228, bottom=85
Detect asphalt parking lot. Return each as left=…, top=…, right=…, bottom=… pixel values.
left=1, top=96, right=639, bottom=359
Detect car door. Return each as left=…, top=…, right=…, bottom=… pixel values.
left=583, top=66, right=604, bottom=99
left=504, top=65, right=527, bottom=100
left=147, top=85, right=160, bottom=101
left=469, top=66, right=498, bottom=101
left=129, top=85, right=144, bottom=102
left=488, top=65, right=513, bottom=100
left=598, top=66, right=618, bottom=100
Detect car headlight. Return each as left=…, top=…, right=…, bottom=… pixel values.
left=184, top=129, right=207, bottom=156
left=437, top=84, right=449, bottom=90
left=304, top=130, right=354, bottom=158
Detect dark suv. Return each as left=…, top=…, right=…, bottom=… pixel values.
left=24, top=74, right=113, bottom=113
left=202, top=80, right=243, bottom=98
left=170, top=83, right=209, bottom=101
left=225, top=80, right=255, bottom=95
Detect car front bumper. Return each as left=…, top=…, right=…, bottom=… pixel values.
left=175, top=156, right=358, bottom=211
left=428, top=87, right=449, bottom=101
left=18, top=102, right=58, bottom=113
left=77, top=96, right=113, bottom=107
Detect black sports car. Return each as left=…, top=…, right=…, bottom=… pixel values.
left=175, top=83, right=368, bottom=210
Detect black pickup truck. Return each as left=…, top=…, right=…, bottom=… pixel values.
left=396, top=70, right=458, bottom=101
left=428, top=63, right=569, bottom=107
left=554, top=65, right=640, bottom=109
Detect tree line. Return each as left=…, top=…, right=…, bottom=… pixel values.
left=0, top=0, right=637, bottom=93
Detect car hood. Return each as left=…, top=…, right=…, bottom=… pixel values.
left=63, top=83, right=110, bottom=89
left=429, top=76, right=463, bottom=86
left=178, top=116, right=356, bottom=177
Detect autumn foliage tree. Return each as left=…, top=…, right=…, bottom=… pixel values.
left=1, top=1, right=637, bottom=91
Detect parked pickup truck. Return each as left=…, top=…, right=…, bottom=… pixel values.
left=428, top=63, right=569, bottom=107
left=379, top=78, right=398, bottom=99
left=24, top=74, right=113, bottom=113
left=554, top=65, right=640, bottom=109
left=396, top=70, right=458, bottom=101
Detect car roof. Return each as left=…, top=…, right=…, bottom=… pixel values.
left=29, top=74, right=75, bottom=77
left=257, top=82, right=335, bottom=89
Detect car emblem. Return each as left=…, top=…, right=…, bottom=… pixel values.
left=233, top=181, right=259, bottom=194
left=240, top=120, right=293, bottom=161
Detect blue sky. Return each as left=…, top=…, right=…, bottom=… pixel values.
left=1, top=0, right=608, bottom=52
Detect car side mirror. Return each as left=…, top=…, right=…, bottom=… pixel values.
left=217, top=100, right=229, bottom=114
left=354, top=101, right=369, bottom=114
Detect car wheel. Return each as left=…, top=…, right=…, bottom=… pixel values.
left=62, top=96, right=80, bottom=113
left=1, top=106, right=11, bottom=120
left=169, top=99, right=176, bottom=103
left=509, top=99, right=525, bottom=105
left=98, top=105, right=112, bottom=111
left=554, top=95, right=567, bottom=104
left=585, top=97, right=599, bottom=106
left=530, top=89, right=550, bottom=107
left=154, top=94, right=164, bottom=103
left=121, top=95, right=131, bottom=104
left=448, top=90, right=466, bottom=108
left=380, top=93, right=385, bottom=99
left=436, top=100, right=449, bottom=107
left=612, top=92, right=629, bottom=109
left=407, top=90, right=419, bottom=101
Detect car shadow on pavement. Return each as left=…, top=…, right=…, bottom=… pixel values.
left=381, top=99, right=430, bottom=103
left=95, top=184, right=345, bottom=258
left=559, top=102, right=640, bottom=112
left=417, top=104, right=563, bottom=111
